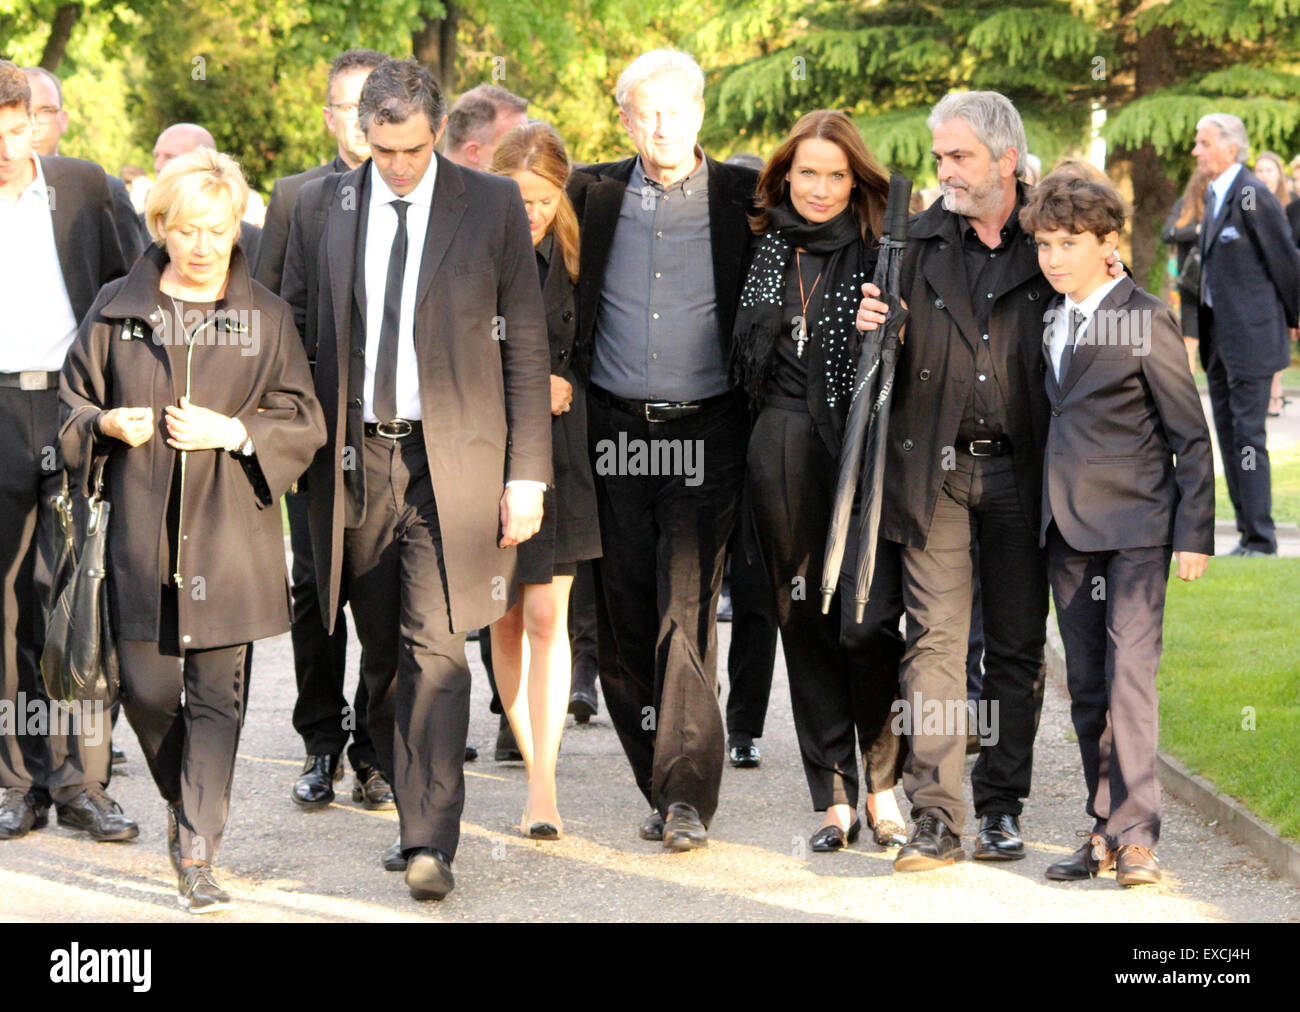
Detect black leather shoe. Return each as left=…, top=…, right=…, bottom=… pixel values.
left=110, top=743, right=127, bottom=766
left=639, top=809, right=665, bottom=841
left=662, top=802, right=708, bottom=851
left=177, top=863, right=231, bottom=914
left=464, top=745, right=478, bottom=762
left=382, top=835, right=407, bottom=872
left=495, top=715, right=522, bottom=762
left=729, top=743, right=761, bottom=768
left=406, top=848, right=455, bottom=900
left=165, top=803, right=182, bottom=874
left=0, top=787, right=48, bottom=840
left=568, top=687, right=598, bottom=724
left=55, top=786, right=139, bottom=842
left=291, top=754, right=342, bottom=809
left=1046, top=832, right=1114, bottom=880
left=1116, top=845, right=1162, bottom=886
left=351, top=763, right=395, bottom=810
left=810, top=818, right=861, bottom=852
left=894, top=812, right=964, bottom=871
left=973, top=813, right=1025, bottom=861
left=1227, top=543, right=1275, bottom=557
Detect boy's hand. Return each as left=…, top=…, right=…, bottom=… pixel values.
left=1174, top=551, right=1209, bottom=581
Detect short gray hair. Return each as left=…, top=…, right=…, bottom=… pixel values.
left=616, top=49, right=705, bottom=111
left=927, top=90, right=1029, bottom=180
left=1196, top=113, right=1249, bottom=164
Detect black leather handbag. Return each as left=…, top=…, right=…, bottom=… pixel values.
left=41, top=458, right=120, bottom=706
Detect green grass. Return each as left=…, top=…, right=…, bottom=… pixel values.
left=1158, top=557, right=1300, bottom=842
left=1214, top=441, right=1300, bottom=524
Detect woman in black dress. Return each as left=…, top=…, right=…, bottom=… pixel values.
left=60, top=149, right=325, bottom=911
left=733, top=110, right=908, bottom=852
left=489, top=123, right=601, bottom=839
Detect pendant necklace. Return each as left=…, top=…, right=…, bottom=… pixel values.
left=795, top=249, right=822, bottom=359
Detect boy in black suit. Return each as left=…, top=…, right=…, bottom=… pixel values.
left=1021, top=174, right=1215, bottom=886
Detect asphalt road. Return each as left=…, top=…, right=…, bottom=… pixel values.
left=2, top=612, right=1297, bottom=923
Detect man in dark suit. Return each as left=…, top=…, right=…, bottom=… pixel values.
left=150, top=123, right=262, bottom=264
left=567, top=50, right=755, bottom=850
left=281, top=58, right=551, bottom=900
left=1020, top=174, right=1214, bottom=885
left=1193, top=113, right=1300, bottom=556
left=22, top=66, right=145, bottom=264
left=252, top=47, right=393, bottom=813
left=0, top=60, right=138, bottom=842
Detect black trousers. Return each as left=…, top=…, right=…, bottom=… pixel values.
left=587, top=388, right=747, bottom=825
left=569, top=560, right=599, bottom=701
left=0, top=385, right=109, bottom=805
left=747, top=402, right=905, bottom=811
left=119, top=602, right=248, bottom=864
left=344, top=433, right=468, bottom=859
left=1048, top=526, right=1169, bottom=849
left=723, top=483, right=778, bottom=744
left=1203, top=324, right=1276, bottom=553
left=897, top=452, right=1048, bottom=833
left=285, top=486, right=375, bottom=768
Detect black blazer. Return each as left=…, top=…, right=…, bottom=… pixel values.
left=254, top=155, right=350, bottom=294
left=107, top=175, right=146, bottom=265
left=1287, top=198, right=1300, bottom=250
left=1041, top=277, right=1214, bottom=555
left=1198, top=166, right=1300, bottom=378
left=39, top=155, right=130, bottom=323
left=566, top=154, right=758, bottom=377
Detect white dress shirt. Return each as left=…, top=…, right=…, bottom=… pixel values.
left=362, top=160, right=437, bottom=422
left=1208, top=161, right=1243, bottom=222
left=1050, top=276, right=1124, bottom=382
left=0, top=156, right=80, bottom=372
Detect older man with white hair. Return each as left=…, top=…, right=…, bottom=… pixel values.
left=567, top=49, right=757, bottom=850
left=1193, top=112, right=1300, bottom=556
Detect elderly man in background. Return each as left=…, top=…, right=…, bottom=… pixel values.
left=567, top=49, right=756, bottom=850
left=1193, top=113, right=1300, bottom=557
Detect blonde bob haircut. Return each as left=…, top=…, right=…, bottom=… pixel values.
left=144, top=147, right=249, bottom=245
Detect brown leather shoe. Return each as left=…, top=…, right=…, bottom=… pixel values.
left=1045, top=832, right=1115, bottom=880
left=1116, top=844, right=1162, bottom=886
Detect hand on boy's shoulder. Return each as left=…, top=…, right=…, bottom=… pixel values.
left=1105, top=250, right=1128, bottom=279
left=1175, top=551, right=1210, bottom=582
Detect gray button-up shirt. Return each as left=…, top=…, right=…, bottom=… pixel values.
left=590, top=155, right=728, bottom=401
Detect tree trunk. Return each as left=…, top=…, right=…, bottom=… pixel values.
left=412, top=1, right=459, bottom=91
left=39, top=3, right=83, bottom=73
left=1122, top=22, right=1178, bottom=288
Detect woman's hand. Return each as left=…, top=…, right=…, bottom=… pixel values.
left=550, top=374, right=574, bottom=415
left=99, top=407, right=155, bottom=447
left=499, top=484, right=544, bottom=546
left=164, top=396, right=247, bottom=451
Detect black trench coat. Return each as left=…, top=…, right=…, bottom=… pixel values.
left=59, top=244, right=326, bottom=650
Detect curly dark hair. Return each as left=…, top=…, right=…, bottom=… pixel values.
left=358, top=58, right=445, bottom=134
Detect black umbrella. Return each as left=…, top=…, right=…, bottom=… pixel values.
left=820, top=173, right=912, bottom=618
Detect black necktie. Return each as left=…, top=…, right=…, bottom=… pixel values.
left=1200, top=191, right=1217, bottom=303
left=373, top=199, right=409, bottom=422
left=1059, top=307, right=1085, bottom=383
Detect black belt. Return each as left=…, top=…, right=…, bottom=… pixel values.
left=957, top=436, right=1012, bottom=457
left=364, top=419, right=423, bottom=439
left=0, top=371, right=60, bottom=391
left=589, top=384, right=733, bottom=423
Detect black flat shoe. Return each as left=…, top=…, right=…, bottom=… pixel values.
left=524, top=822, right=561, bottom=840
left=866, top=812, right=908, bottom=848
left=894, top=812, right=965, bottom=871
left=382, top=835, right=407, bottom=872
left=810, top=818, right=861, bottom=852
left=568, top=688, right=598, bottom=724
left=662, top=802, right=708, bottom=851
left=55, top=786, right=139, bottom=842
left=639, top=809, right=665, bottom=841
left=495, top=715, right=522, bottom=762
left=973, top=813, right=1025, bottom=860
left=291, top=754, right=341, bottom=809
left=0, top=787, right=48, bottom=840
left=351, top=763, right=395, bottom=810
left=464, top=745, right=479, bottom=762
left=728, top=743, right=761, bottom=769
left=406, top=848, right=455, bottom=900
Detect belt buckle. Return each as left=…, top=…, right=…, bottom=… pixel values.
left=376, top=419, right=413, bottom=438
left=644, top=401, right=671, bottom=423
left=968, top=439, right=996, bottom=457
left=19, top=371, right=50, bottom=391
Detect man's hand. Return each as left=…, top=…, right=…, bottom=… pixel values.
left=1105, top=249, right=1125, bottom=279
left=856, top=282, right=907, bottom=339
left=499, top=484, right=544, bottom=547
left=550, top=374, right=573, bottom=416
left=100, top=407, right=155, bottom=447
left=164, top=396, right=246, bottom=452
left=1174, top=551, right=1210, bottom=582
